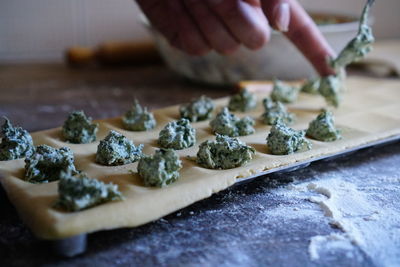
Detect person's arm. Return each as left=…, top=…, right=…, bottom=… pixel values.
left=136, top=0, right=335, bottom=76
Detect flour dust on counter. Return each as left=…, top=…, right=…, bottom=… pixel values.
left=305, top=178, right=400, bottom=266
left=274, top=158, right=400, bottom=266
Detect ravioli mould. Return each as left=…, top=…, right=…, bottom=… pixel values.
left=1, top=77, right=400, bottom=256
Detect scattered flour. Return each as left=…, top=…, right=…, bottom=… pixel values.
left=285, top=178, right=400, bottom=266
left=308, top=233, right=356, bottom=260
left=306, top=179, right=371, bottom=246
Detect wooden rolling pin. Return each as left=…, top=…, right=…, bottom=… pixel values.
left=235, top=80, right=304, bottom=93
left=65, top=41, right=162, bottom=67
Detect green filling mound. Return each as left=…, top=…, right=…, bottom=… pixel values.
left=270, top=80, right=300, bottom=104
left=137, top=149, right=182, bottom=187
left=261, top=98, right=295, bottom=125
left=180, top=95, right=214, bottom=122
left=62, top=111, right=98, bottom=144
left=306, top=110, right=341, bottom=141
left=0, top=117, right=34, bottom=161
left=267, top=121, right=311, bottom=155
left=197, top=134, right=255, bottom=169
left=228, top=89, right=257, bottom=112
left=158, top=118, right=196, bottom=150
left=210, top=107, right=255, bottom=137
left=317, top=0, right=375, bottom=107
left=301, top=79, right=320, bottom=95
left=25, top=145, right=78, bottom=183
left=96, top=130, right=143, bottom=166
left=318, top=75, right=343, bottom=108
left=55, top=172, right=123, bottom=212
left=122, top=99, right=156, bottom=131
left=330, top=0, right=375, bottom=71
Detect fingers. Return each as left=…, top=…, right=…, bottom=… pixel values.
left=183, top=0, right=239, bottom=54
left=206, top=0, right=271, bottom=50
left=138, top=0, right=335, bottom=74
left=262, top=0, right=336, bottom=76
left=137, top=0, right=210, bottom=55
left=261, top=0, right=290, bottom=32
left=136, top=0, right=180, bottom=48
left=167, top=1, right=211, bottom=55
left=138, top=0, right=270, bottom=55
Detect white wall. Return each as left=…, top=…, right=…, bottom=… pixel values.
left=0, top=0, right=399, bottom=63
left=0, top=0, right=150, bottom=63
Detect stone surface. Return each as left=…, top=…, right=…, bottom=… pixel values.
left=0, top=64, right=398, bottom=266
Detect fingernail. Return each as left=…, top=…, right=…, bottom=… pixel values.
left=274, top=3, right=290, bottom=32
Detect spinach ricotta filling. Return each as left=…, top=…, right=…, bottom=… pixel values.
left=122, top=99, right=156, bottom=131
left=197, top=134, right=255, bottom=169
left=0, top=117, right=34, bottom=161
left=62, top=111, right=98, bottom=144
left=318, top=75, right=343, bottom=108
left=137, top=149, right=182, bottom=187
left=319, top=0, right=374, bottom=107
left=271, top=80, right=300, bottom=104
left=267, top=121, right=311, bottom=155
left=306, top=110, right=341, bottom=141
left=55, top=171, right=123, bottom=212
left=180, top=95, right=214, bottom=122
left=330, top=0, right=375, bottom=71
left=210, top=107, right=255, bottom=137
left=158, top=118, right=196, bottom=150
left=25, top=145, right=78, bottom=183
left=96, top=130, right=143, bottom=166
left=261, top=98, right=295, bottom=125
left=301, top=78, right=320, bottom=95
left=228, top=89, right=257, bottom=112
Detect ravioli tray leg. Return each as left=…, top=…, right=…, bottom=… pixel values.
left=50, top=234, right=87, bottom=257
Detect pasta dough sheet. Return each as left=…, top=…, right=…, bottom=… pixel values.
left=0, top=77, right=399, bottom=240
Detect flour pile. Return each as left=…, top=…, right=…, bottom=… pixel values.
left=278, top=174, right=400, bottom=266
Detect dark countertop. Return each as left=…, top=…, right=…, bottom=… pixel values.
left=0, top=64, right=399, bottom=266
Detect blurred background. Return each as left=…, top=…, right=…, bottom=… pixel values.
left=1, top=0, right=399, bottom=64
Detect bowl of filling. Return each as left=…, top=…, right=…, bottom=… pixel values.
left=143, top=13, right=359, bottom=85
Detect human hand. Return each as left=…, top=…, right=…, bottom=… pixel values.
left=136, top=0, right=335, bottom=76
